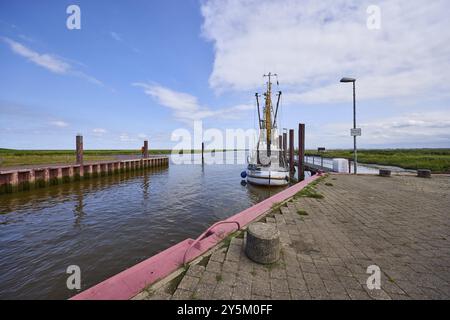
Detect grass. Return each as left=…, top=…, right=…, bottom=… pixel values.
left=221, top=230, right=243, bottom=249
left=216, top=274, right=223, bottom=282
left=295, top=185, right=324, bottom=199
left=165, top=270, right=187, bottom=295
left=297, top=209, right=308, bottom=216
left=324, top=182, right=333, bottom=186
left=270, top=201, right=284, bottom=212
left=294, top=175, right=326, bottom=199
left=197, top=255, right=211, bottom=268
left=0, top=148, right=240, bottom=168
left=304, top=148, right=450, bottom=173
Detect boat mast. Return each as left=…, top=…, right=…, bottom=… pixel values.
left=263, top=72, right=276, bottom=157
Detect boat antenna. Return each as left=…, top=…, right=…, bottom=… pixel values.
left=255, top=93, right=262, bottom=129
left=273, top=91, right=282, bottom=128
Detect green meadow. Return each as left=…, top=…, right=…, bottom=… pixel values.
left=0, top=149, right=227, bottom=168
left=305, top=149, right=450, bottom=173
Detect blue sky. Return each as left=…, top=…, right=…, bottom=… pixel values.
left=1, top=0, right=449, bottom=150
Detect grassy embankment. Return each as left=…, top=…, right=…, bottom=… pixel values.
left=0, top=149, right=230, bottom=168
left=304, top=149, right=450, bottom=173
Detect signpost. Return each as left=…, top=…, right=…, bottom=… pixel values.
left=350, top=128, right=362, bottom=137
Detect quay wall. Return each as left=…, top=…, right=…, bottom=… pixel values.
left=0, top=157, right=169, bottom=194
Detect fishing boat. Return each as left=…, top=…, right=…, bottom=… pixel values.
left=241, top=73, right=290, bottom=186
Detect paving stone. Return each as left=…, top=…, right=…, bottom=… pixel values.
left=210, top=249, right=226, bottom=263
left=194, top=282, right=216, bottom=300
left=206, top=260, right=222, bottom=273
left=199, top=271, right=220, bottom=285
left=226, top=244, right=242, bottom=262
left=172, top=289, right=194, bottom=300
left=186, top=264, right=205, bottom=278
left=290, top=289, right=312, bottom=300
left=147, top=291, right=172, bottom=300
left=177, top=275, right=200, bottom=291
left=346, top=288, right=371, bottom=300
left=232, top=281, right=252, bottom=300
left=222, top=261, right=239, bottom=274
left=364, top=288, right=392, bottom=300
left=271, top=291, right=291, bottom=300
left=138, top=175, right=450, bottom=300
left=270, top=278, right=289, bottom=293
left=213, top=283, right=233, bottom=300
left=270, top=267, right=287, bottom=279
left=252, top=279, right=271, bottom=297
left=287, top=276, right=308, bottom=291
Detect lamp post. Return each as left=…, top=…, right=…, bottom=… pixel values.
left=340, top=77, right=357, bottom=174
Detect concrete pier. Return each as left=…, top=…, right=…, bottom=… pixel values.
left=0, top=156, right=169, bottom=194
left=134, top=174, right=450, bottom=300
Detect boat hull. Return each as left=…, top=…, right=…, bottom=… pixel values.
left=246, top=170, right=289, bottom=186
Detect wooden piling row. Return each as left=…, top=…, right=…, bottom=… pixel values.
left=0, top=157, right=169, bottom=194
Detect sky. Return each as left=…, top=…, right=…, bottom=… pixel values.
left=1, top=0, right=449, bottom=150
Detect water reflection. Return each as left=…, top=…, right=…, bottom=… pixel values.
left=0, top=152, right=285, bottom=299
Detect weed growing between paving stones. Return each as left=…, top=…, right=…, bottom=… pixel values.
left=198, top=255, right=211, bottom=267
left=297, top=210, right=308, bottom=216
left=294, top=175, right=327, bottom=199
left=295, top=185, right=324, bottom=199
left=270, top=201, right=283, bottom=212
left=166, top=270, right=187, bottom=295
left=325, top=182, right=333, bottom=186
left=190, top=292, right=199, bottom=300
left=221, top=231, right=239, bottom=248
left=216, top=274, right=223, bottom=282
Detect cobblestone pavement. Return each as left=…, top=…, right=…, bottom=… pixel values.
left=136, top=174, right=450, bottom=300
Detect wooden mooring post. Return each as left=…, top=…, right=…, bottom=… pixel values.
left=201, top=142, right=205, bottom=163
left=76, top=134, right=83, bottom=165
left=298, top=123, right=305, bottom=181
left=143, top=140, right=149, bottom=158
left=289, top=129, right=295, bottom=176
left=278, top=135, right=283, bottom=165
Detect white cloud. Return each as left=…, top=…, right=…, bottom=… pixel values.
left=50, top=120, right=69, bottom=128
left=137, top=133, right=147, bottom=139
left=119, top=133, right=137, bottom=142
left=2, top=37, right=104, bottom=86
left=309, top=111, right=450, bottom=148
left=2, top=37, right=70, bottom=74
left=92, top=128, right=107, bottom=136
left=110, top=31, right=122, bottom=42
left=133, top=83, right=253, bottom=124
left=201, top=0, right=450, bottom=103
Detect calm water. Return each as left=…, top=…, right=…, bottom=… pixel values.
left=0, top=152, right=285, bottom=299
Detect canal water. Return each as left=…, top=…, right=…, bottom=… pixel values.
left=0, top=151, right=286, bottom=299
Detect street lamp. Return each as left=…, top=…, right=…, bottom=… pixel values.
left=340, top=77, right=358, bottom=174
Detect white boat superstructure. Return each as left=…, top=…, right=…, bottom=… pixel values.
left=244, top=73, right=290, bottom=186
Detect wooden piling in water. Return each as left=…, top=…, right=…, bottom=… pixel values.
left=143, top=140, right=149, bottom=158
left=202, top=142, right=204, bottom=163
left=76, top=135, right=83, bottom=165
left=289, top=129, right=295, bottom=176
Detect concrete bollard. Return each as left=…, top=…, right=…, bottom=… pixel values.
left=417, top=169, right=431, bottom=178
left=379, top=169, right=391, bottom=177
left=245, top=222, right=280, bottom=264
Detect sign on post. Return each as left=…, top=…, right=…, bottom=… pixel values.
left=351, top=128, right=362, bottom=136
